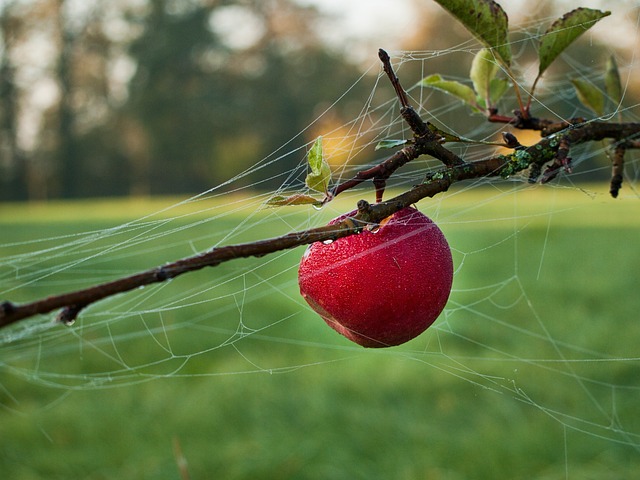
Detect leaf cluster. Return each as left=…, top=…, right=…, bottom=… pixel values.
left=426, top=1, right=611, bottom=116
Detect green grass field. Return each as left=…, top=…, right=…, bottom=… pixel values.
left=1, top=186, right=639, bottom=479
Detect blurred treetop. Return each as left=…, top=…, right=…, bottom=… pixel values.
left=0, top=0, right=371, bottom=200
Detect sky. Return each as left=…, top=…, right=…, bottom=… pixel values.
left=297, top=0, right=421, bottom=60
left=301, top=0, right=640, bottom=59
left=300, top=0, right=417, bottom=38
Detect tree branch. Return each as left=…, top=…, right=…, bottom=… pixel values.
left=488, top=111, right=589, bottom=137
left=331, top=49, right=464, bottom=203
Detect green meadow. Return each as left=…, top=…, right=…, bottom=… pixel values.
left=1, top=186, right=639, bottom=479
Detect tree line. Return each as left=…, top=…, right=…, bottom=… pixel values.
left=0, top=0, right=374, bottom=201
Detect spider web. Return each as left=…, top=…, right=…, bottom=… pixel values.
left=1, top=4, right=640, bottom=477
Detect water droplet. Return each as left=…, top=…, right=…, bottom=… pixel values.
left=322, top=239, right=333, bottom=245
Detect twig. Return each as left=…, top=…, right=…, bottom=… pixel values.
left=331, top=146, right=416, bottom=201
left=540, top=137, right=572, bottom=183
left=1, top=218, right=367, bottom=328
left=2, top=41, right=639, bottom=332
left=331, top=50, right=464, bottom=203
left=610, top=144, right=625, bottom=198
left=488, top=112, right=587, bottom=137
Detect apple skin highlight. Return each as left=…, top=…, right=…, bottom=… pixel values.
left=298, top=207, right=453, bottom=348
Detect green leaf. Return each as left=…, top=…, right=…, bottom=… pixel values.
left=266, top=194, right=323, bottom=207
left=427, top=123, right=462, bottom=143
left=489, top=77, right=510, bottom=104
left=604, top=55, right=622, bottom=106
left=420, top=74, right=478, bottom=109
left=571, top=78, right=605, bottom=116
left=538, top=8, right=611, bottom=79
left=305, top=136, right=331, bottom=194
left=375, top=139, right=408, bottom=151
left=431, top=0, right=511, bottom=67
left=470, top=48, right=500, bottom=105
left=425, top=123, right=503, bottom=146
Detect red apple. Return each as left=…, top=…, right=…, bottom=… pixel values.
left=298, top=206, right=453, bottom=348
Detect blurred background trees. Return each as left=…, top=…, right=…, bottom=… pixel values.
left=0, top=0, right=637, bottom=201
left=0, top=0, right=372, bottom=200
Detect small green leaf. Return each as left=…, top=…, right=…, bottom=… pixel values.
left=571, top=78, right=605, bottom=116
left=431, top=0, right=511, bottom=67
left=489, top=77, right=509, bottom=105
left=420, top=74, right=478, bottom=109
left=470, top=48, right=500, bottom=106
left=305, top=136, right=331, bottom=194
left=538, top=8, right=610, bottom=79
left=604, top=55, right=622, bottom=106
left=266, top=194, right=323, bottom=207
left=375, top=139, right=408, bottom=150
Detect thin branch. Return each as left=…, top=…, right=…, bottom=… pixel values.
left=330, top=146, right=415, bottom=200
left=610, top=144, right=625, bottom=198
left=1, top=217, right=366, bottom=328
left=488, top=112, right=587, bottom=137
left=378, top=49, right=411, bottom=111
left=378, top=49, right=465, bottom=166
left=173, top=437, right=190, bottom=480
left=505, top=67, right=528, bottom=120
left=331, top=50, right=464, bottom=203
